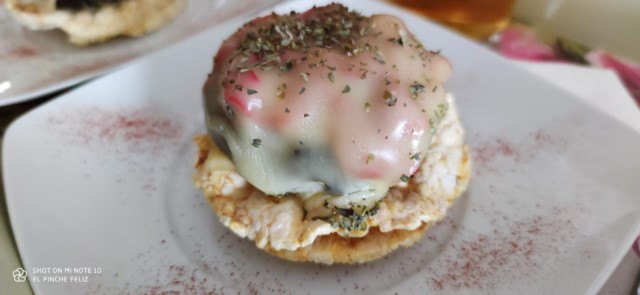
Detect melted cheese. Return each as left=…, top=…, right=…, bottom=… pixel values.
left=203, top=4, right=452, bottom=206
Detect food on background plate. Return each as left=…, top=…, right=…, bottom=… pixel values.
left=194, top=3, right=471, bottom=264
left=5, top=0, right=186, bottom=45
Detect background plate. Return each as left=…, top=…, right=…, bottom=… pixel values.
left=0, top=0, right=283, bottom=106
left=4, top=0, right=640, bottom=294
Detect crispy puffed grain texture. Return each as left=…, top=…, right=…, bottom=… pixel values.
left=194, top=135, right=469, bottom=263
left=264, top=224, right=429, bottom=264
left=194, top=135, right=337, bottom=252
left=6, top=0, right=185, bottom=45
left=193, top=95, right=470, bottom=264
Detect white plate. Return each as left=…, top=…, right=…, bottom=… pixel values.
left=4, top=0, right=640, bottom=294
left=0, top=0, right=283, bottom=106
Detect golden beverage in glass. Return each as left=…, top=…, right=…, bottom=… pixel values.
left=391, top=0, right=516, bottom=39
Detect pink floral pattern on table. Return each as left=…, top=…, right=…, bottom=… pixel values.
left=0, top=0, right=284, bottom=106
left=497, top=25, right=640, bottom=106
left=498, top=25, right=560, bottom=62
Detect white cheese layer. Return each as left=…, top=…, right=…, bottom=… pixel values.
left=204, top=4, right=452, bottom=206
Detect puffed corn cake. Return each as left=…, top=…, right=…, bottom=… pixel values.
left=194, top=94, right=471, bottom=264
left=5, top=0, right=185, bottom=45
